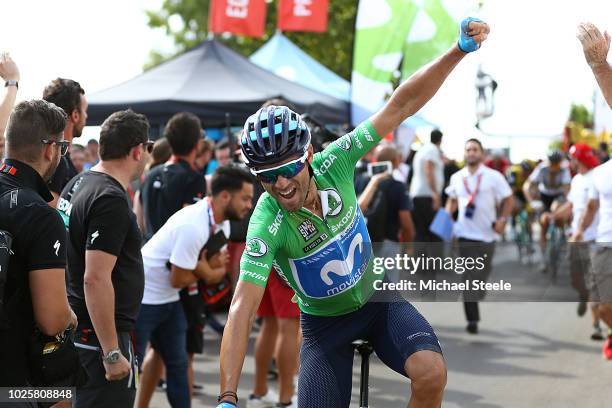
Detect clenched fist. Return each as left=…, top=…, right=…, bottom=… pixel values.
left=577, top=22, right=611, bottom=68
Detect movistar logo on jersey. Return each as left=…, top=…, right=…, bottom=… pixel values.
left=288, top=209, right=371, bottom=298
left=246, top=238, right=268, bottom=257
left=313, top=154, right=337, bottom=177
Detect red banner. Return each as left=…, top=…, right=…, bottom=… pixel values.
left=209, top=0, right=267, bottom=38
left=278, top=0, right=328, bottom=32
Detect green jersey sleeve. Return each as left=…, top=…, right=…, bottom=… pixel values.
left=239, top=196, right=283, bottom=287
left=313, top=120, right=382, bottom=179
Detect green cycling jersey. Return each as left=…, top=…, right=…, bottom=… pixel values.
left=239, top=121, right=385, bottom=316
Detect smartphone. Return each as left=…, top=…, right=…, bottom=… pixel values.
left=367, top=161, right=392, bottom=177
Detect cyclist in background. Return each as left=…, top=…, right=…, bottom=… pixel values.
left=522, top=150, right=571, bottom=269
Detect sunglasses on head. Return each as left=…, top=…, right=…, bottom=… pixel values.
left=41, top=139, right=71, bottom=156
left=251, top=152, right=308, bottom=184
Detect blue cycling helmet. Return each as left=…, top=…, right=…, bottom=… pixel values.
left=240, top=105, right=311, bottom=168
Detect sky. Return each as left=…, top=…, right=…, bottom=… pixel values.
left=1, top=0, right=610, bottom=160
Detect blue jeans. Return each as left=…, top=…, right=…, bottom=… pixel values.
left=135, top=301, right=189, bottom=408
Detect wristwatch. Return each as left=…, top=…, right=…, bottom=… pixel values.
left=103, top=348, right=122, bottom=364
left=4, top=80, right=18, bottom=89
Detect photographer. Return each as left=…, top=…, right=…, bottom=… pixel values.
left=135, top=166, right=253, bottom=407
left=0, top=100, right=77, bottom=388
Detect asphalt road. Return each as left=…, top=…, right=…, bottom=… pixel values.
left=150, top=242, right=611, bottom=407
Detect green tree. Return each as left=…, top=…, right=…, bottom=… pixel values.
left=569, top=103, right=593, bottom=128
left=145, top=0, right=358, bottom=80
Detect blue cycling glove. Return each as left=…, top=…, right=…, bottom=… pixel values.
left=217, top=403, right=237, bottom=408
left=458, top=17, right=485, bottom=53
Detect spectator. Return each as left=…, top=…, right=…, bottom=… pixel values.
left=548, top=144, right=601, bottom=337
left=133, top=137, right=172, bottom=230
left=135, top=166, right=253, bottom=408
left=357, top=144, right=415, bottom=244
left=70, top=144, right=87, bottom=173
left=409, top=129, right=444, bottom=242
left=484, top=149, right=510, bottom=175
left=138, top=112, right=208, bottom=399
left=0, top=52, right=20, bottom=157
left=85, top=138, right=100, bottom=170
left=573, top=147, right=612, bottom=359
left=58, top=110, right=151, bottom=407
left=206, top=139, right=232, bottom=175
left=0, top=100, right=77, bottom=388
left=445, top=138, right=513, bottom=334
left=195, top=137, right=214, bottom=175
left=140, top=112, right=206, bottom=239
left=598, top=141, right=610, bottom=164
left=43, top=78, right=88, bottom=207
left=577, top=23, right=611, bottom=108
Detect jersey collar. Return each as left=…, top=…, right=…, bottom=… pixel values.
left=2, top=159, right=54, bottom=202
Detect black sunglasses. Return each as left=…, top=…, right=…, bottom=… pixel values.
left=140, top=141, right=154, bottom=154
left=42, top=139, right=71, bottom=156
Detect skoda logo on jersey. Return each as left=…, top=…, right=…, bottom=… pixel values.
left=246, top=238, right=267, bottom=258
left=324, top=189, right=343, bottom=218
left=335, top=136, right=352, bottom=151
left=288, top=210, right=371, bottom=299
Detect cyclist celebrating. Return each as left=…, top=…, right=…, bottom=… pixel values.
left=216, top=17, right=489, bottom=408
left=522, top=150, right=571, bottom=269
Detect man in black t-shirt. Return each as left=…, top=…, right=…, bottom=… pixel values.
left=58, top=109, right=151, bottom=407
left=0, top=100, right=76, bottom=388
left=43, top=78, right=88, bottom=207
left=140, top=112, right=206, bottom=240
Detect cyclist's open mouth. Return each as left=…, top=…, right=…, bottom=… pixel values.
left=278, top=187, right=297, bottom=200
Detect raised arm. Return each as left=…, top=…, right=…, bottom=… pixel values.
left=370, top=18, right=490, bottom=137
left=0, top=53, right=20, bottom=138
left=577, top=23, right=612, bottom=108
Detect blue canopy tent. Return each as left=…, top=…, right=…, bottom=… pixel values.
left=250, top=32, right=350, bottom=102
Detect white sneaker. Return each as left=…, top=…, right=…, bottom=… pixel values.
left=247, top=391, right=277, bottom=408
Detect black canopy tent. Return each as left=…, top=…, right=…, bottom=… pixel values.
left=87, top=39, right=349, bottom=133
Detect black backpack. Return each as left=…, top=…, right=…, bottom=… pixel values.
left=363, top=178, right=391, bottom=242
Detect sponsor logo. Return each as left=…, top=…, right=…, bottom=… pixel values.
left=9, top=190, right=18, bottom=208
left=303, top=233, right=329, bottom=253
left=330, top=206, right=354, bottom=234
left=362, top=126, right=374, bottom=142
left=268, top=210, right=284, bottom=236
left=352, top=132, right=364, bottom=150
left=53, top=240, right=61, bottom=256
left=324, top=189, right=343, bottom=218
left=314, top=154, right=337, bottom=177
left=90, top=230, right=100, bottom=244
left=335, top=136, right=352, bottom=151
left=407, top=332, right=432, bottom=341
left=57, top=197, right=73, bottom=216
left=246, top=238, right=268, bottom=258
left=272, top=261, right=292, bottom=286
left=240, top=270, right=267, bottom=282
left=244, top=258, right=270, bottom=269
left=298, top=219, right=318, bottom=241
left=289, top=210, right=371, bottom=298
